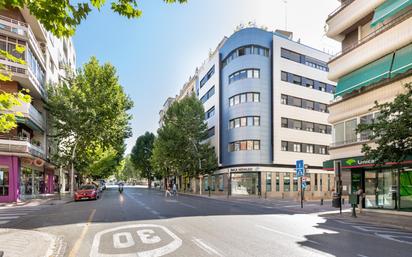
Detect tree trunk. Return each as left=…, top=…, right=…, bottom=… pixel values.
left=148, top=178, right=152, bottom=189
left=70, top=161, right=75, bottom=197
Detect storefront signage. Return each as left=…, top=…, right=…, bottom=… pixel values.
left=345, top=158, right=375, bottom=166
left=229, top=167, right=260, bottom=172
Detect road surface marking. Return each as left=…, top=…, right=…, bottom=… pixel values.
left=0, top=216, right=19, bottom=220
left=357, top=254, right=369, bottom=257
left=283, top=205, right=301, bottom=208
left=151, top=210, right=160, bottom=216
left=68, top=208, right=96, bottom=257
left=256, top=225, right=320, bottom=245
left=90, top=224, right=182, bottom=257
left=0, top=221, right=8, bottom=224
left=192, top=238, right=224, bottom=257
left=178, top=202, right=197, bottom=209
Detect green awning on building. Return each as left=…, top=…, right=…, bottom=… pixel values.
left=391, top=43, right=412, bottom=77
left=16, top=116, right=44, bottom=132
left=335, top=53, right=393, bottom=98
left=371, top=0, right=412, bottom=27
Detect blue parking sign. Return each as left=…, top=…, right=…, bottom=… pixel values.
left=296, top=160, right=304, bottom=177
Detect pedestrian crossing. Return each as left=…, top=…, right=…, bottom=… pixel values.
left=335, top=219, right=412, bottom=245
left=0, top=206, right=43, bottom=225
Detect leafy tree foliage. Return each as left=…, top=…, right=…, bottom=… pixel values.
left=130, top=131, right=155, bottom=188
left=0, top=0, right=187, bottom=37
left=47, top=57, right=133, bottom=192
left=0, top=43, right=31, bottom=132
left=151, top=95, right=218, bottom=179
left=117, top=154, right=141, bottom=182
left=357, top=83, right=412, bottom=164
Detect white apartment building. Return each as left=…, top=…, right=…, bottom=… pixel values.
left=0, top=7, right=76, bottom=203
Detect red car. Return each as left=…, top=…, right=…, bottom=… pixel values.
left=74, top=184, right=100, bottom=201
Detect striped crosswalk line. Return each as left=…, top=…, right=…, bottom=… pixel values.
left=0, top=206, right=44, bottom=225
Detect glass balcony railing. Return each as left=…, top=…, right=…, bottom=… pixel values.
left=0, top=136, right=45, bottom=159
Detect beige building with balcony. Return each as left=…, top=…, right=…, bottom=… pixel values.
left=0, top=7, right=76, bottom=203
left=324, top=0, right=412, bottom=210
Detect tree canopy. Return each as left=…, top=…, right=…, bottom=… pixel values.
left=357, top=83, right=412, bottom=165
left=151, top=95, right=218, bottom=179
left=0, top=0, right=187, bottom=37
left=47, top=57, right=133, bottom=181
left=130, top=131, right=155, bottom=187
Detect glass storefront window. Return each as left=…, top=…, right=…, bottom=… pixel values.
left=293, top=175, right=298, bottom=191
left=400, top=169, right=412, bottom=209
left=266, top=173, right=272, bottom=192
left=219, top=175, right=224, bottom=191
left=365, top=169, right=398, bottom=209
left=284, top=173, right=290, bottom=192
left=276, top=173, right=280, bottom=192
left=345, top=119, right=357, bottom=143
left=211, top=176, right=216, bottom=191
left=231, top=173, right=258, bottom=196
left=0, top=168, right=9, bottom=196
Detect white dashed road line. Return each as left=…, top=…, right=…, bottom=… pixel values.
left=192, top=238, right=225, bottom=257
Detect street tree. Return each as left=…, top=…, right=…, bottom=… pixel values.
left=357, top=83, right=412, bottom=164
left=151, top=95, right=218, bottom=181
left=130, top=131, right=155, bottom=188
left=47, top=57, right=133, bottom=195
left=0, top=0, right=187, bottom=37
left=120, top=155, right=141, bottom=182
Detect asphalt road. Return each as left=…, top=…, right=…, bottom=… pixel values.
left=0, top=187, right=411, bottom=257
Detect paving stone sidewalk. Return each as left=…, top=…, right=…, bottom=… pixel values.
left=322, top=209, right=412, bottom=231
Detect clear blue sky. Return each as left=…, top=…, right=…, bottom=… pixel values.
left=73, top=0, right=340, bottom=154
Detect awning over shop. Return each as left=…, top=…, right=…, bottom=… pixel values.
left=335, top=53, right=393, bottom=98
left=371, top=0, right=412, bottom=27
left=391, top=43, right=412, bottom=77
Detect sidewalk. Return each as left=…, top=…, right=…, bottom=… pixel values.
left=321, top=208, right=412, bottom=231
left=0, top=193, right=73, bottom=208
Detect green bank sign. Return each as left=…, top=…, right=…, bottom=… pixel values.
left=323, top=155, right=412, bottom=170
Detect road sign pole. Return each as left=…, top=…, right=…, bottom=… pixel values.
left=300, top=176, right=303, bottom=208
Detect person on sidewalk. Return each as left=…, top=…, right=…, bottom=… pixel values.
left=172, top=183, right=177, bottom=197
left=356, top=187, right=364, bottom=214
left=165, top=185, right=172, bottom=197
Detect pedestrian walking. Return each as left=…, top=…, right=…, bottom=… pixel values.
left=172, top=183, right=177, bottom=197
left=356, top=187, right=364, bottom=214
left=165, top=185, right=172, bottom=197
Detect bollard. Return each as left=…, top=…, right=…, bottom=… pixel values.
left=342, top=198, right=345, bottom=205
left=320, top=198, right=324, bottom=205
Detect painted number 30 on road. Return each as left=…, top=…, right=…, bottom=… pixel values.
left=90, top=224, right=182, bottom=257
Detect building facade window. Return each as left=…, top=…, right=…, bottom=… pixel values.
left=281, top=94, right=329, bottom=113
left=228, top=140, right=260, bottom=152
left=266, top=173, right=272, bottom=192
left=229, top=69, right=260, bottom=84
left=200, top=86, right=215, bottom=104
left=207, top=127, right=215, bottom=138
left=281, top=141, right=329, bottom=155
left=281, top=48, right=329, bottom=72
left=205, top=106, right=215, bottom=119
left=360, top=114, right=373, bottom=140
left=229, top=116, right=260, bottom=129
left=281, top=117, right=331, bottom=134
left=222, top=45, right=270, bottom=67
left=200, top=66, right=215, bottom=88
left=293, top=175, right=298, bottom=191
left=314, top=174, right=318, bottom=191
left=229, top=92, right=260, bottom=106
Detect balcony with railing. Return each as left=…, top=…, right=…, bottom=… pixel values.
left=0, top=136, right=45, bottom=159
left=328, top=9, right=412, bottom=81
left=1, top=101, right=46, bottom=131
left=0, top=14, right=46, bottom=98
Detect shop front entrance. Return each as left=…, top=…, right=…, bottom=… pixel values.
left=230, top=172, right=260, bottom=196
left=350, top=167, right=412, bottom=210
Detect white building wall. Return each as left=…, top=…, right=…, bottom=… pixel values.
left=272, top=35, right=334, bottom=168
